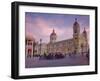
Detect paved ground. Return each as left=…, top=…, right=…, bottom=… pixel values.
left=25, top=54, right=89, bottom=68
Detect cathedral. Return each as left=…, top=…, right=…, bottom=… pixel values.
left=25, top=18, right=89, bottom=57
left=47, top=18, right=89, bottom=55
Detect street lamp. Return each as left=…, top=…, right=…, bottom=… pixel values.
left=40, top=39, right=42, bottom=55
left=81, top=44, right=84, bottom=56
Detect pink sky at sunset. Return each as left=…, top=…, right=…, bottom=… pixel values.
left=25, top=12, right=89, bottom=43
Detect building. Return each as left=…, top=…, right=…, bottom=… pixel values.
left=34, top=43, right=47, bottom=55
left=25, top=35, right=36, bottom=57
left=25, top=37, right=48, bottom=56
left=26, top=18, right=89, bottom=56
left=47, top=18, right=89, bottom=55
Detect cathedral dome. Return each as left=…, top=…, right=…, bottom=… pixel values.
left=50, top=29, right=57, bottom=43
left=73, top=18, right=80, bottom=26
left=50, top=29, right=57, bottom=36
left=73, top=18, right=80, bottom=34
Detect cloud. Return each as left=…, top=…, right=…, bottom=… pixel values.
left=25, top=16, right=67, bottom=43
left=25, top=14, right=89, bottom=43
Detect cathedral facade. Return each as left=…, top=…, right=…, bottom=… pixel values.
left=47, top=19, right=89, bottom=55
left=25, top=18, right=89, bottom=56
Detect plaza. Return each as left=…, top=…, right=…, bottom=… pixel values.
left=25, top=17, right=89, bottom=68
left=25, top=53, right=89, bottom=68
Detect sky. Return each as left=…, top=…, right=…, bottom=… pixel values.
left=25, top=12, right=89, bottom=43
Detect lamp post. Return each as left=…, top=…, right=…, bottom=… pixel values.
left=40, top=39, right=42, bottom=55
left=33, top=42, right=36, bottom=57
left=81, top=44, right=84, bottom=56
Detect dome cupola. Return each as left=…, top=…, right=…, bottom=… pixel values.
left=73, top=18, right=80, bottom=34
left=50, top=29, right=56, bottom=36
left=73, top=18, right=80, bottom=26
left=50, top=29, right=57, bottom=43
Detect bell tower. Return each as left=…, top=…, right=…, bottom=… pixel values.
left=82, top=27, right=88, bottom=52
left=73, top=18, right=80, bottom=54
